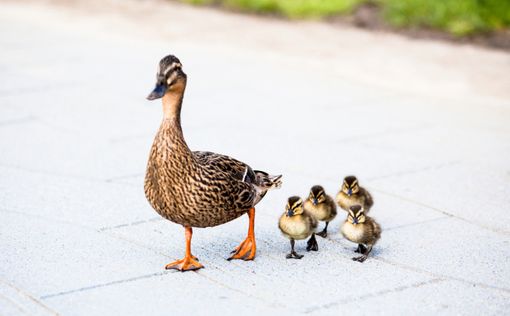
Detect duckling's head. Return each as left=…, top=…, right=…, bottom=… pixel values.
left=147, top=55, right=187, bottom=100
left=308, top=185, right=326, bottom=205
left=342, top=175, right=360, bottom=196
left=348, top=205, right=365, bottom=225
left=285, top=196, right=304, bottom=217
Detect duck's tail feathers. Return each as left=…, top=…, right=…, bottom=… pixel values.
left=254, top=170, right=283, bottom=190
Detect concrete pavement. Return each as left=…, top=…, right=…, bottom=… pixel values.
left=0, top=0, right=509, bottom=315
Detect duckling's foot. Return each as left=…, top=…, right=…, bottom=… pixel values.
left=316, top=222, right=329, bottom=238
left=355, top=244, right=367, bottom=253
left=165, top=256, right=204, bottom=271
left=352, top=255, right=368, bottom=263
left=316, top=231, right=327, bottom=238
left=286, top=252, right=304, bottom=259
left=228, top=208, right=257, bottom=261
left=306, top=233, right=319, bottom=252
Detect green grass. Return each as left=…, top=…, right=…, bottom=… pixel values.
left=222, top=0, right=363, bottom=18
left=180, top=0, right=510, bottom=36
left=381, top=0, right=510, bottom=36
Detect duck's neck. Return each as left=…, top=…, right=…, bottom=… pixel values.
left=158, top=82, right=194, bottom=162
left=162, top=83, right=185, bottom=122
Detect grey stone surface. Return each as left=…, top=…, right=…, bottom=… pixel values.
left=0, top=0, right=509, bottom=315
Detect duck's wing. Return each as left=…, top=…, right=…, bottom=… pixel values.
left=193, top=151, right=282, bottom=208
left=193, top=151, right=282, bottom=189
left=193, top=151, right=257, bottom=208
left=361, top=187, right=374, bottom=210
left=193, top=151, right=256, bottom=183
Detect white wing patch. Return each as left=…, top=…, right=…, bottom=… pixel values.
left=242, top=167, right=249, bottom=182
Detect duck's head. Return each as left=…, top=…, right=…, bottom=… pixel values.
left=348, top=205, right=365, bottom=225
left=308, top=185, right=326, bottom=205
left=285, top=196, right=304, bottom=217
left=342, top=175, right=359, bottom=196
left=147, top=54, right=187, bottom=100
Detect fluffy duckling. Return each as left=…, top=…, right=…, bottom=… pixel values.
left=341, top=205, right=381, bottom=262
left=336, top=176, right=374, bottom=213
left=303, top=185, right=337, bottom=238
left=278, top=196, right=318, bottom=259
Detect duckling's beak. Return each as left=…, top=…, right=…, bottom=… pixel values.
left=286, top=209, right=294, bottom=217
left=147, top=82, right=167, bottom=100
left=312, top=198, right=318, bottom=206
left=347, top=189, right=353, bottom=196
left=352, top=218, right=358, bottom=225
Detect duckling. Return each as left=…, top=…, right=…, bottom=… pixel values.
left=144, top=55, right=282, bottom=271
left=336, top=176, right=374, bottom=213
left=278, top=196, right=318, bottom=259
left=303, top=185, right=337, bottom=238
left=341, top=205, right=381, bottom=262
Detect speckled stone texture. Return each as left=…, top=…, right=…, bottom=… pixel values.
left=0, top=1, right=509, bottom=315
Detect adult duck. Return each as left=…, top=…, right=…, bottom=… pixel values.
left=144, top=55, right=282, bottom=271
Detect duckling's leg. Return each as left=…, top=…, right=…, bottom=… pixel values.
left=286, top=239, right=303, bottom=259
left=355, top=244, right=367, bottom=253
left=306, top=233, right=319, bottom=251
left=316, top=222, right=329, bottom=238
left=353, top=244, right=372, bottom=263
left=228, top=208, right=256, bottom=261
left=165, top=226, right=204, bottom=271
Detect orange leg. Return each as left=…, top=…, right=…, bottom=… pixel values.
left=228, top=208, right=256, bottom=261
left=165, top=226, right=204, bottom=272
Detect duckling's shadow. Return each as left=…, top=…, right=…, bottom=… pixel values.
left=314, top=232, right=389, bottom=263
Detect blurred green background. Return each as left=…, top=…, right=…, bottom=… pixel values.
left=181, top=0, right=510, bottom=36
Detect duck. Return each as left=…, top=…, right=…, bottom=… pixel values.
left=341, top=205, right=381, bottom=262
left=144, top=55, right=282, bottom=271
left=336, top=175, right=374, bottom=213
left=303, top=185, right=337, bottom=238
left=278, top=196, right=318, bottom=259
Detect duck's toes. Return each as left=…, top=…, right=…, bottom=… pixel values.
left=306, top=234, right=319, bottom=252
left=286, top=252, right=304, bottom=259
left=352, top=255, right=368, bottom=263
left=316, top=231, right=327, bottom=238
left=228, top=236, right=256, bottom=261
left=165, top=256, right=204, bottom=271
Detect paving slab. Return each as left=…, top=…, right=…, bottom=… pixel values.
left=0, top=0, right=509, bottom=315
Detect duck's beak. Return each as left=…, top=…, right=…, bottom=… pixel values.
left=312, top=198, right=318, bottom=206
left=286, top=210, right=294, bottom=217
left=347, top=189, right=353, bottom=196
left=147, top=82, right=167, bottom=100
left=352, top=218, right=358, bottom=225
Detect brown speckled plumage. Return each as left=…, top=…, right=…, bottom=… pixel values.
left=144, top=55, right=281, bottom=229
